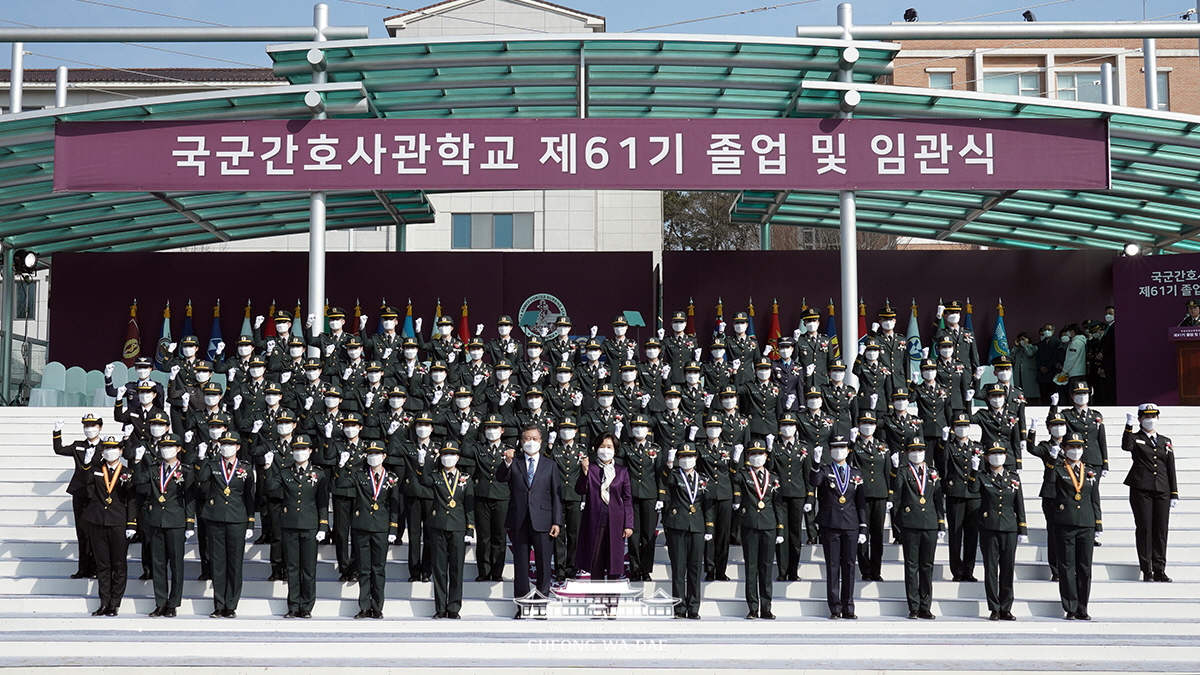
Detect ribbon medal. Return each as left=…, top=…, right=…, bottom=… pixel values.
left=833, top=463, right=850, bottom=504
left=221, top=458, right=238, bottom=497
left=911, top=464, right=927, bottom=505
left=749, top=468, right=770, bottom=509
left=370, top=468, right=386, bottom=510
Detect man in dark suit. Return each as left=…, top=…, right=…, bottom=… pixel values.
left=496, top=422, right=563, bottom=616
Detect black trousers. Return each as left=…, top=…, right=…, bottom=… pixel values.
left=1054, top=525, right=1094, bottom=615
left=509, top=518, right=552, bottom=598
left=432, top=529, right=466, bottom=615
left=282, top=528, right=317, bottom=613
left=1130, top=488, right=1171, bottom=575
left=208, top=521, right=246, bottom=612
left=71, top=493, right=96, bottom=576
left=704, top=499, right=732, bottom=576
left=946, top=496, right=980, bottom=579
left=858, top=497, right=887, bottom=579
left=354, top=528, right=389, bottom=613
left=822, top=527, right=857, bottom=614
left=665, top=528, right=704, bottom=616
left=802, top=500, right=819, bottom=541
left=194, top=497, right=211, bottom=578
left=741, top=527, right=775, bottom=614
left=1042, top=499, right=1059, bottom=572
left=629, top=497, right=658, bottom=577
left=92, top=524, right=129, bottom=610
left=777, top=496, right=806, bottom=578
left=555, top=499, right=583, bottom=578
left=900, top=528, right=936, bottom=613
left=332, top=495, right=357, bottom=575
left=147, top=525, right=185, bottom=609
left=266, top=499, right=285, bottom=576
left=980, top=530, right=1017, bottom=613
left=406, top=496, right=433, bottom=578
left=474, top=497, right=508, bottom=579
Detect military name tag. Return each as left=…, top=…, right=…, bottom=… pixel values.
left=158, top=495, right=166, bottom=503
left=757, top=500, right=765, bottom=509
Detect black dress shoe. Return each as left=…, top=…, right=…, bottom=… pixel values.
left=139, top=571, right=153, bottom=580
left=1050, top=573, right=1059, bottom=582
left=253, top=535, right=269, bottom=545
left=284, top=610, right=297, bottom=618
left=776, top=575, right=787, bottom=582
left=433, top=611, right=446, bottom=619
left=408, top=576, right=421, bottom=582
left=1000, top=611, right=1016, bottom=621
left=268, top=573, right=283, bottom=582
left=861, top=575, right=872, bottom=581
left=716, top=573, right=731, bottom=582
left=1155, top=573, right=1173, bottom=582
left=372, top=610, right=383, bottom=619
left=162, top=607, right=176, bottom=617
left=907, top=611, right=919, bottom=619
left=874, top=575, right=885, bottom=582
left=224, top=610, right=237, bottom=618
left=1075, top=612, right=1091, bottom=621
left=842, top=612, right=858, bottom=620
left=71, top=572, right=87, bottom=579
left=149, top=607, right=163, bottom=617
left=420, top=575, right=431, bottom=583
left=988, top=611, right=999, bottom=621
left=806, top=537, right=819, bottom=545
left=298, top=610, right=312, bottom=618
left=963, top=575, right=979, bottom=583
left=686, top=612, right=701, bottom=620
left=745, top=611, right=758, bottom=620
left=674, top=614, right=686, bottom=620
left=338, top=573, right=350, bottom=583
left=760, top=611, right=775, bottom=620
left=491, top=575, right=504, bottom=582
left=475, top=576, right=490, bottom=582
left=197, top=573, right=211, bottom=581
left=348, top=574, right=359, bottom=583
left=829, top=612, right=842, bottom=620
left=918, top=610, right=936, bottom=620
left=1064, top=612, right=1077, bottom=620
left=951, top=575, right=963, bottom=582
left=92, top=606, right=109, bottom=616
left=104, top=607, right=118, bottom=616
left=704, top=572, right=715, bottom=581
left=513, top=610, right=524, bottom=620
left=356, top=610, right=371, bottom=619
left=1093, top=539, right=1102, bottom=547
left=1143, top=572, right=1154, bottom=582
left=786, top=574, right=800, bottom=582
left=209, top=610, right=224, bottom=618
left=447, top=611, right=460, bottom=619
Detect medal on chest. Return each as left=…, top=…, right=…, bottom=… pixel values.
left=911, top=464, right=928, bottom=504
left=749, top=469, right=770, bottom=509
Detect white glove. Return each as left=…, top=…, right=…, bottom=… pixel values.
left=184, top=430, right=194, bottom=444
left=813, top=446, right=823, bottom=464
left=53, top=419, right=64, bottom=432
left=792, top=329, right=802, bottom=341
left=432, top=389, right=444, bottom=404
left=1171, top=499, right=1178, bottom=509
left=858, top=343, right=866, bottom=355
left=1049, top=445, right=1060, bottom=459
left=134, top=445, right=146, bottom=462
left=703, top=393, right=714, bottom=408
left=464, top=535, right=475, bottom=545
left=657, top=329, right=666, bottom=339
left=499, top=392, right=510, bottom=407
left=388, top=534, right=398, bottom=544
left=922, top=347, right=930, bottom=359
left=254, top=315, right=265, bottom=329
left=122, top=424, right=133, bottom=439
left=185, top=529, right=195, bottom=540
left=117, top=385, right=127, bottom=400
left=324, top=421, right=335, bottom=438
left=169, top=365, right=180, bottom=381
left=304, top=396, right=315, bottom=411
left=970, top=456, right=981, bottom=471
left=342, top=368, right=353, bottom=380
left=279, top=371, right=291, bottom=385
left=937, top=531, right=946, bottom=542
left=655, top=500, right=663, bottom=511
left=1018, top=534, right=1029, bottom=544
left=598, top=367, right=608, bottom=380
left=263, top=450, right=275, bottom=468
left=667, top=448, right=677, bottom=465
left=252, top=420, right=264, bottom=433
left=227, top=367, right=238, bottom=380
left=388, top=421, right=401, bottom=435
left=104, top=363, right=115, bottom=378
left=476, top=323, right=484, bottom=336
left=1029, top=417, right=1038, bottom=430
left=806, top=363, right=816, bottom=377
left=688, top=426, right=698, bottom=441
left=935, top=304, right=944, bottom=319
left=803, top=503, right=813, bottom=513
left=590, top=326, right=598, bottom=338
left=197, top=442, right=208, bottom=460
left=613, top=422, right=623, bottom=438
left=1020, top=440, right=1027, bottom=454
left=775, top=535, right=784, bottom=545
left=693, top=348, right=702, bottom=361
left=1016, top=468, right=1023, bottom=475
left=886, top=501, right=893, bottom=510
left=1126, top=413, right=1136, bottom=427
left=460, top=420, right=470, bottom=436
left=849, top=428, right=858, bottom=443
left=266, top=340, right=276, bottom=353
left=1094, top=531, right=1103, bottom=540
left=182, top=392, right=191, bottom=408
left=733, top=444, right=744, bottom=462
left=858, top=533, right=868, bottom=545
left=941, top=426, right=950, bottom=441
left=762, top=344, right=773, bottom=357
left=216, top=341, right=226, bottom=355
left=890, top=452, right=900, bottom=468
left=731, top=359, right=741, bottom=372
left=233, top=394, right=243, bottom=410
left=966, top=389, right=976, bottom=401
left=448, top=351, right=457, bottom=364
left=765, top=434, right=775, bottom=450
left=365, top=392, right=375, bottom=407
left=785, top=394, right=796, bottom=409
left=639, top=393, right=651, bottom=408
left=704, top=533, right=713, bottom=541
left=415, top=318, right=423, bottom=334
left=246, top=529, right=255, bottom=540
left=125, top=529, right=137, bottom=540
left=315, top=531, right=327, bottom=543
left=718, top=321, right=726, bottom=333
left=1050, top=393, right=1060, bottom=406
left=84, top=446, right=96, bottom=464
left=572, top=391, right=584, bottom=407
left=531, top=369, right=544, bottom=381
left=548, top=431, right=558, bottom=446
left=661, top=364, right=671, bottom=380
left=869, top=394, right=878, bottom=408
left=1101, top=470, right=1108, bottom=479
left=324, top=344, right=336, bottom=356
left=359, top=315, right=369, bottom=330
left=169, top=342, right=178, bottom=354
left=306, top=313, right=316, bottom=329
left=339, top=451, right=350, bottom=467
left=973, top=367, right=985, bottom=380
left=871, top=322, right=880, bottom=333
left=733, top=503, right=742, bottom=511
left=473, top=374, right=485, bottom=387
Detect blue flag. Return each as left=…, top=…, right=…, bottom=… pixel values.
left=964, top=298, right=974, bottom=333
left=207, top=302, right=223, bottom=362
left=989, top=303, right=1010, bottom=363
left=906, top=300, right=923, bottom=384
left=402, top=299, right=415, bottom=339
left=181, top=300, right=194, bottom=341
left=155, top=302, right=172, bottom=372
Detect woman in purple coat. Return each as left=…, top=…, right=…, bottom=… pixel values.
left=574, top=434, right=635, bottom=580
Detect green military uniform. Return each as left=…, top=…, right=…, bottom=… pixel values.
left=547, top=416, right=585, bottom=580
left=253, top=410, right=297, bottom=580
left=661, top=444, right=712, bottom=619
left=463, top=414, right=511, bottom=582
left=652, top=387, right=693, bottom=451
left=820, top=359, right=858, bottom=438
left=329, top=412, right=368, bottom=581
left=697, top=414, right=736, bottom=581
left=891, top=439, right=946, bottom=619
left=739, top=357, right=783, bottom=441
left=264, top=435, right=330, bottom=618
left=1050, top=433, right=1103, bottom=620
left=971, top=445, right=1028, bottom=620
left=398, top=412, right=438, bottom=581
left=622, top=414, right=665, bottom=581
left=132, top=435, right=195, bottom=617
left=638, top=339, right=670, bottom=400
left=939, top=412, right=982, bottom=582
left=768, top=412, right=815, bottom=582
left=423, top=442, right=475, bottom=619
left=197, top=431, right=256, bottom=617
left=1026, top=414, right=1068, bottom=579
left=337, top=441, right=403, bottom=618
left=851, top=412, right=892, bottom=581
left=733, top=442, right=786, bottom=619
left=82, top=439, right=138, bottom=616
left=971, top=382, right=1024, bottom=472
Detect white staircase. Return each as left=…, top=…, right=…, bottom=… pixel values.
left=2, top=405, right=1199, bottom=671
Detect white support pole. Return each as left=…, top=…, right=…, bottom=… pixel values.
left=836, top=3, right=859, bottom=367
left=1143, top=38, right=1158, bottom=110
left=10, top=43, right=23, bottom=114
left=54, top=66, right=67, bottom=108
left=308, top=3, right=329, bottom=346
left=2, top=246, right=14, bottom=402
left=1100, top=62, right=1113, bottom=105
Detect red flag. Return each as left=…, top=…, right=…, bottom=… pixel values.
left=458, top=298, right=470, bottom=342
left=767, top=299, right=782, bottom=360
left=263, top=300, right=277, bottom=338
left=685, top=298, right=696, bottom=335
left=122, top=301, right=141, bottom=366
left=859, top=297, right=868, bottom=341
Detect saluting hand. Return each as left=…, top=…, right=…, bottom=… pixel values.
left=103, top=364, right=115, bottom=378
left=254, top=315, right=265, bottom=329
left=580, top=456, right=589, bottom=474
left=53, top=419, right=63, bottom=433
left=504, top=447, right=515, bottom=463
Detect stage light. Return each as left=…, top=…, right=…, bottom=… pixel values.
left=904, top=8, right=919, bottom=22
left=1123, top=243, right=1141, bottom=256
left=12, top=249, right=36, bottom=275
left=1023, top=10, right=1037, bottom=21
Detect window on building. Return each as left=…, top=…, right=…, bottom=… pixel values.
left=981, top=72, right=1042, bottom=97
left=15, top=281, right=35, bottom=321
left=1056, top=72, right=1104, bottom=103
left=927, top=72, right=953, bottom=90
left=451, top=213, right=534, bottom=249
left=1157, top=71, right=1170, bottom=111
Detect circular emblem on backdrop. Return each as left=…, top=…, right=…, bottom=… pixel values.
left=122, top=339, right=140, bottom=360
left=518, top=293, right=567, bottom=338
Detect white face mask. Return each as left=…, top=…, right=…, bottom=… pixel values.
left=598, top=395, right=614, bottom=408
left=720, top=397, right=736, bottom=410
left=560, top=428, right=576, bottom=441
left=678, top=456, right=696, bottom=471
left=366, top=454, right=384, bottom=467
left=455, top=396, right=473, bottom=409
left=305, top=369, right=322, bottom=381
left=181, top=346, right=197, bottom=358
left=292, top=449, right=311, bottom=464
left=469, top=350, right=483, bottom=362
left=831, top=371, right=846, bottom=383
left=527, top=348, right=541, bottom=359
left=995, top=370, right=1012, bottom=383
left=430, top=371, right=447, bottom=384
left=209, top=427, right=225, bottom=440
left=266, top=394, right=281, bottom=406
left=922, top=369, right=937, bottom=381
left=329, top=319, right=344, bottom=331
left=495, top=369, right=511, bottom=381
left=383, top=320, right=397, bottom=331
left=988, top=453, right=1007, bottom=467
left=858, top=424, right=875, bottom=437
left=441, top=454, right=459, bottom=468
left=275, top=323, right=290, bottom=335
left=706, top=427, right=722, bottom=439
left=325, top=397, right=340, bottom=408
left=954, top=426, right=970, bottom=439
left=672, top=322, right=687, bottom=333
left=159, top=446, right=179, bottom=461
left=526, top=397, right=543, bottom=410
left=249, top=367, right=265, bottom=379
left=864, top=350, right=879, bottom=361
left=733, top=322, right=747, bottom=334
left=805, top=398, right=822, bottom=411
left=685, top=373, right=700, bottom=385
left=289, top=347, right=304, bottom=358
left=84, top=427, right=101, bottom=440
left=881, top=319, right=896, bottom=331
left=557, top=326, right=570, bottom=337
left=631, top=426, right=648, bottom=439
left=403, top=348, right=418, bottom=360
left=804, top=321, right=819, bottom=333
left=1042, top=330, right=1053, bottom=339
left=1050, top=425, right=1067, bottom=438
left=748, top=453, right=767, bottom=468
left=277, top=423, right=294, bottom=436
left=344, top=427, right=360, bottom=439
left=988, top=396, right=1005, bottom=409
left=945, top=313, right=960, bottom=325
left=621, top=371, right=637, bottom=383
left=1073, top=393, right=1089, bottom=406
left=756, top=368, right=771, bottom=381
left=711, top=349, right=725, bottom=360
left=347, top=348, right=362, bottom=360
left=389, top=397, right=405, bottom=409
left=1105, top=313, right=1114, bottom=323
left=556, top=372, right=572, bottom=384
left=893, top=400, right=909, bottom=413
left=440, top=325, right=453, bottom=336
left=908, top=451, right=925, bottom=465
left=522, top=440, right=540, bottom=456
left=1065, top=447, right=1084, bottom=461
left=831, top=447, right=849, bottom=462
left=139, top=393, right=155, bottom=405
left=779, top=424, right=797, bottom=438
left=586, top=350, right=601, bottom=362
left=366, top=372, right=382, bottom=384
left=197, top=372, right=212, bottom=383
left=1141, top=418, right=1157, bottom=432
left=220, top=444, right=238, bottom=458
left=484, top=427, right=503, bottom=441
left=665, top=398, right=680, bottom=411
left=779, top=347, right=793, bottom=360
left=415, top=425, right=432, bottom=439
left=938, top=347, right=955, bottom=359
left=136, top=368, right=152, bottom=380
left=597, top=447, right=615, bottom=462
left=613, top=326, right=627, bottom=337
left=103, top=448, right=122, bottom=463
left=150, top=424, right=168, bottom=438
left=237, top=346, right=253, bottom=357
left=498, top=325, right=512, bottom=336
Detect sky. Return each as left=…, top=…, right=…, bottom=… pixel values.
left=1, top=0, right=1196, bottom=70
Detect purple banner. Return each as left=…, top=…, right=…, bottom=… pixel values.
left=54, top=118, right=1110, bottom=192
left=1168, top=327, right=1200, bottom=342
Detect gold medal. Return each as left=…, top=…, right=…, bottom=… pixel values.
left=1074, top=493, right=1082, bottom=501
left=838, top=495, right=846, bottom=504
left=757, top=500, right=765, bottom=509
left=371, top=503, right=379, bottom=511
left=448, top=499, right=457, bottom=508
left=158, top=494, right=166, bottom=503
left=688, top=504, right=696, bottom=513
left=105, top=496, right=112, bottom=505
left=919, top=497, right=926, bottom=505
left=223, top=487, right=231, bottom=496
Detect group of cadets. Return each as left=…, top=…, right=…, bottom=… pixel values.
left=51, top=301, right=1176, bottom=622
